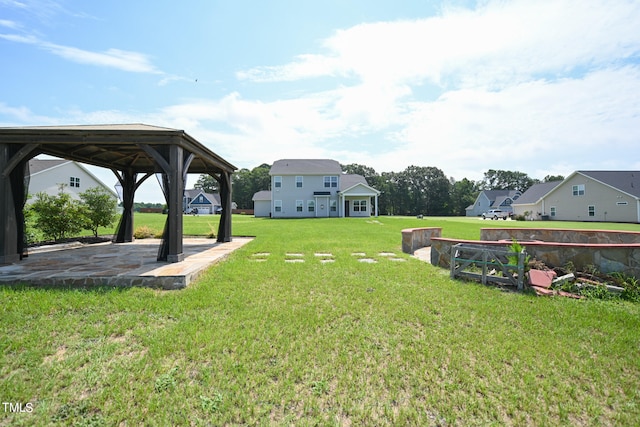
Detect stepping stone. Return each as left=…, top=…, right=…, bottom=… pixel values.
left=320, top=259, right=335, bottom=264
left=359, top=258, right=377, bottom=263
left=252, top=253, right=271, bottom=257
left=378, top=252, right=396, bottom=257
left=285, top=253, right=304, bottom=257
left=351, top=252, right=366, bottom=257
left=285, top=259, right=305, bottom=263
left=314, top=253, right=333, bottom=257
left=389, top=258, right=406, bottom=262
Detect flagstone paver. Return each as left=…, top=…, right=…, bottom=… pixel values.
left=0, top=238, right=253, bottom=290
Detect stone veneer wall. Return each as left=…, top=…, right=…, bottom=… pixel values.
left=429, top=228, right=640, bottom=279
left=401, top=227, right=442, bottom=254
left=480, top=228, right=640, bottom=245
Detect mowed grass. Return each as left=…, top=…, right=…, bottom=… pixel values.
left=1, top=215, right=640, bottom=425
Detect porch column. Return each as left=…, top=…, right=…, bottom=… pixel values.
left=375, top=194, right=379, bottom=217
left=0, top=143, right=36, bottom=264
left=113, top=169, right=136, bottom=243
left=0, top=144, right=18, bottom=264
left=166, top=144, right=184, bottom=262
left=217, top=170, right=232, bottom=242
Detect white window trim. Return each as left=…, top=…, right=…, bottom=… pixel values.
left=274, top=200, right=282, bottom=212
left=296, top=200, right=303, bottom=212
left=274, top=176, right=282, bottom=188
left=324, top=176, right=338, bottom=188
left=295, top=176, right=303, bottom=188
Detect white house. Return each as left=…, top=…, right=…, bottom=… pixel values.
left=252, top=159, right=380, bottom=218
left=28, top=158, right=117, bottom=202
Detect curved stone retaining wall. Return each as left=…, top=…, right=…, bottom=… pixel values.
left=401, top=227, right=442, bottom=254
left=429, top=228, right=640, bottom=279
left=480, top=228, right=640, bottom=245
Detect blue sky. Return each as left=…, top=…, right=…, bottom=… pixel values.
left=1, top=0, right=639, bottom=202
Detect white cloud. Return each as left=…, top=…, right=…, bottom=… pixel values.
left=3, top=0, right=639, bottom=200
left=239, top=0, right=640, bottom=89
left=0, top=19, right=21, bottom=29
left=0, top=32, right=162, bottom=73
left=229, top=0, right=640, bottom=180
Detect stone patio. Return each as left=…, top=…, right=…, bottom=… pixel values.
left=0, top=237, right=253, bottom=290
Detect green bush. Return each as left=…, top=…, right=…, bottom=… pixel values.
left=133, top=225, right=157, bottom=239
left=79, top=187, right=118, bottom=238
left=29, top=190, right=86, bottom=241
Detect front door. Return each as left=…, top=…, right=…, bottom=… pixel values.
left=345, top=200, right=350, bottom=217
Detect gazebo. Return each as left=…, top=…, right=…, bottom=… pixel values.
left=0, top=124, right=236, bottom=264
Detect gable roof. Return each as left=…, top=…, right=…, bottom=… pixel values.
left=340, top=174, right=380, bottom=195
left=252, top=190, right=272, bottom=201
left=577, top=171, right=640, bottom=198
left=270, top=159, right=342, bottom=175
left=340, top=174, right=368, bottom=190
left=477, top=189, right=521, bottom=207
left=28, top=158, right=117, bottom=197
left=28, top=159, right=70, bottom=175
left=513, top=181, right=563, bottom=205
left=184, top=189, right=221, bottom=205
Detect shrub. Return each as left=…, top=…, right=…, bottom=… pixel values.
left=79, top=187, right=118, bottom=238
left=29, top=189, right=86, bottom=241
left=133, top=226, right=157, bottom=239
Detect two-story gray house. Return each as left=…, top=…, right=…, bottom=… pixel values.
left=252, top=159, right=380, bottom=218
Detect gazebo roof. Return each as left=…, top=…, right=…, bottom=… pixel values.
left=0, top=123, right=236, bottom=265
left=0, top=123, right=236, bottom=174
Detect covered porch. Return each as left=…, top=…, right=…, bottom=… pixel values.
left=339, top=182, right=380, bottom=217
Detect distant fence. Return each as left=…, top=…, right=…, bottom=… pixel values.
left=138, top=208, right=164, bottom=213
left=232, top=209, right=254, bottom=215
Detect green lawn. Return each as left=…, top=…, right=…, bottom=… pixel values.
left=2, top=215, right=640, bottom=425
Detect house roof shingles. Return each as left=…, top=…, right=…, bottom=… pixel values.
left=28, top=159, right=69, bottom=175
left=514, top=181, right=563, bottom=205
left=578, top=171, right=640, bottom=198
left=270, top=159, right=342, bottom=175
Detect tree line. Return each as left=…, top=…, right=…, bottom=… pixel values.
left=194, top=164, right=564, bottom=216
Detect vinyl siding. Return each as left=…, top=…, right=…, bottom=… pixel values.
left=546, top=173, right=638, bottom=222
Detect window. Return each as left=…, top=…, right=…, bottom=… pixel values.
left=69, top=177, right=80, bottom=188
left=307, top=200, right=315, bottom=212
left=550, top=206, right=556, bottom=217
left=588, top=205, right=595, bottom=217
left=324, top=176, right=338, bottom=188
left=572, top=184, right=585, bottom=196
left=295, top=176, right=303, bottom=188
left=296, top=200, right=303, bottom=212
left=330, top=200, right=337, bottom=212
left=353, top=200, right=367, bottom=212
left=274, top=200, right=282, bottom=212
left=274, top=176, right=282, bottom=188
